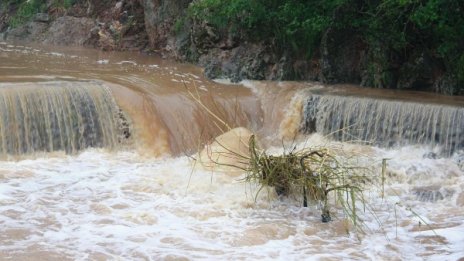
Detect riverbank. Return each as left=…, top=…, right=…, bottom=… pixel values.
left=1, top=0, right=463, bottom=95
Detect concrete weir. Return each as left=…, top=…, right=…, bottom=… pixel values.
left=302, top=94, right=464, bottom=155
left=0, top=80, right=129, bottom=157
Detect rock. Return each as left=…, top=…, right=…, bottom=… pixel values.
left=423, top=152, right=438, bottom=159
left=0, top=8, right=7, bottom=32
left=360, top=43, right=400, bottom=89
left=319, top=27, right=366, bottom=84
left=84, top=21, right=123, bottom=51
left=6, top=21, right=48, bottom=43
left=4, top=1, right=147, bottom=50
left=33, top=13, right=50, bottom=23
left=95, top=27, right=117, bottom=51
left=433, top=73, right=460, bottom=95
left=198, top=127, right=254, bottom=176
left=396, top=51, right=439, bottom=91
left=191, top=20, right=221, bottom=54
left=115, top=1, right=123, bottom=10
left=457, top=192, right=464, bottom=207
left=301, top=95, right=320, bottom=134
left=456, top=154, right=464, bottom=171
left=42, top=16, right=96, bottom=46
left=203, top=57, right=223, bottom=80
left=140, top=0, right=192, bottom=51
left=198, top=43, right=285, bottom=82
left=171, top=22, right=192, bottom=60
left=83, top=26, right=100, bottom=47
left=111, top=0, right=150, bottom=51
left=412, top=185, right=454, bottom=202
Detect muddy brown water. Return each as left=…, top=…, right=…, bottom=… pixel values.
left=0, top=43, right=263, bottom=157
left=0, top=42, right=463, bottom=260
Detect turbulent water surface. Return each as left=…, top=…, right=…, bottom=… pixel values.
left=0, top=42, right=463, bottom=260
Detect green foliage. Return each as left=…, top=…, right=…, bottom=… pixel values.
left=64, top=0, right=76, bottom=9
left=361, top=0, right=463, bottom=56
left=456, top=54, right=464, bottom=90
left=6, top=0, right=77, bottom=28
left=187, top=0, right=346, bottom=57
left=52, top=0, right=77, bottom=9
left=173, top=17, right=186, bottom=34
left=9, top=0, right=47, bottom=28
left=1, top=0, right=24, bottom=10
left=185, top=0, right=463, bottom=92
left=358, top=0, right=464, bottom=92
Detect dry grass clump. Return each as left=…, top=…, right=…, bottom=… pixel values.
left=246, top=135, right=370, bottom=227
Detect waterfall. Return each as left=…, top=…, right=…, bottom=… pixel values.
left=0, top=81, right=129, bottom=156
left=302, top=95, right=464, bottom=155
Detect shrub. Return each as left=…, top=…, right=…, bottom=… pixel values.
left=9, top=0, right=47, bottom=28
left=187, top=0, right=346, bottom=57
left=7, top=0, right=78, bottom=28
left=185, top=0, right=463, bottom=92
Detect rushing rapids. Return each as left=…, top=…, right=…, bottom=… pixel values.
left=0, top=43, right=463, bottom=260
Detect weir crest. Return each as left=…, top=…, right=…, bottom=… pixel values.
left=302, top=94, right=464, bottom=155
left=0, top=81, right=130, bottom=157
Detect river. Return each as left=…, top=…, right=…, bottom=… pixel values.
left=0, top=42, right=463, bottom=260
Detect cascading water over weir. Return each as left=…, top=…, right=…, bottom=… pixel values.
left=2, top=79, right=461, bottom=158
left=0, top=80, right=129, bottom=157
left=301, top=94, right=464, bottom=155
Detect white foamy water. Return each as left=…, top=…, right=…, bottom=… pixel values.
left=0, top=140, right=463, bottom=261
